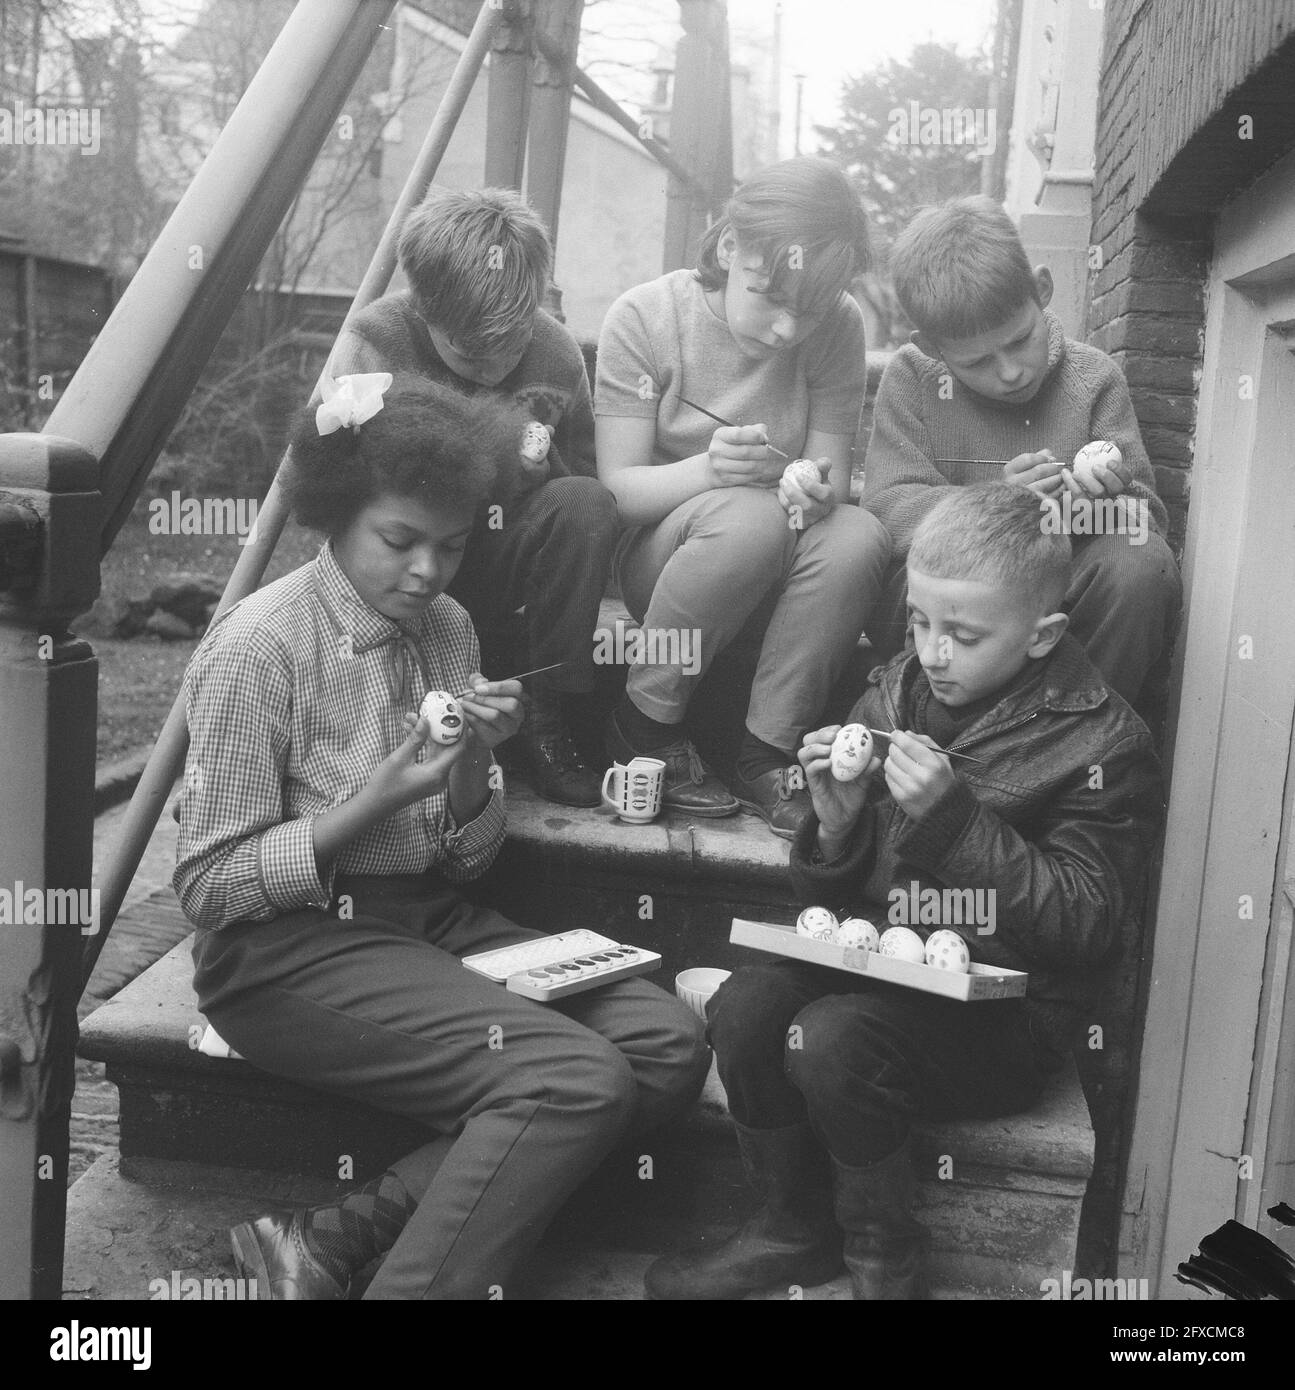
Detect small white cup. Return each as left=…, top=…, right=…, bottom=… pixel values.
left=675, top=968, right=732, bottom=1021
left=601, top=757, right=665, bottom=823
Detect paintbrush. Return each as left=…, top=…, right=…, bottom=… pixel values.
left=679, top=396, right=791, bottom=460
left=456, top=662, right=567, bottom=700
left=869, top=727, right=984, bottom=765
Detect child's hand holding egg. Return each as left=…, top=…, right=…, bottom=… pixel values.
left=778, top=457, right=832, bottom=531
left=419, top=690, right=465, bottom=745
left=1069, top=440, right=1127, bottom=496
left=518, top=421, right=552, bottom=483
left=829, top=723, right=880, bottom=783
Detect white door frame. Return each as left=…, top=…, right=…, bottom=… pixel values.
left=1121, top=147, right=1295, bottom=1297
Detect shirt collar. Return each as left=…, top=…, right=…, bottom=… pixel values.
left=312, top=538, right=411, bottom=654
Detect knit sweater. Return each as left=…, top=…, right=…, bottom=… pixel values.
left=334, top=291, right=597, bottom=492
left=863, top=311, right=1166, bottom=558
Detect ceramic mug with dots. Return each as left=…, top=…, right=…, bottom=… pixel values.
left=601, top=757, right=665, bottom=824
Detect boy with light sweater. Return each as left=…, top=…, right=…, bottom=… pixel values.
left=864, top=195, right=1181, bottom=705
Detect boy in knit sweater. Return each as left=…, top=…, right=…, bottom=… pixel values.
left=333, top=187, right=618, bottom=807
left=864, top=195, right=1181, bottom=705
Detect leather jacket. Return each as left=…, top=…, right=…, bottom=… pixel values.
left=789, top=635, right=1165, bottom=1060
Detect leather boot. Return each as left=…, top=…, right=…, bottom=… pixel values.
left=513, top=684, right=602, bottom=807
left=644, top=1122, right=843, bottom=1300
left=830, top=1138, right=929, bottom=1300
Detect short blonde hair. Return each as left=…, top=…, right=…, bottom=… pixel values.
left=398, top=186, right=552, bottom=354
left=890, top=195, right=1037, bottom=341
left=909, top=483, right=1071, bottom=612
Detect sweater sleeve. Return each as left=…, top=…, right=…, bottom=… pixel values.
left=863, top=351, right=963, bottom=558
left=1087, top=360, right=1169, bottom=537
left=546, top=326, right=598, bottom=478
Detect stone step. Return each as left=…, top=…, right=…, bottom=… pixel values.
left=79, top=932, right=1093, bottom=1300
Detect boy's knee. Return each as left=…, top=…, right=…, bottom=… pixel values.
left=539, top=475, right=620, bottom=544
left=782, top=995, right=899, bottom=1099
left=707, top=964, right=808, bottom=1061
left=1072, top=532, right=1181, bottom=615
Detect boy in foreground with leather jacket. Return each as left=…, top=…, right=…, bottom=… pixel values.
left=644, top=482, right=1165, bottom=1301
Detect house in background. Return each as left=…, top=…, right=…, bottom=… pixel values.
left=1007, top=0, right=1295, bottom=1297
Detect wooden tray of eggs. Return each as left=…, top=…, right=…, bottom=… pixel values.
left=729, top=912, right=1027, bottom=1002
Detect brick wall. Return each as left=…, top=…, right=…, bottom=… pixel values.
left=1082, top=0, right=1295, bottom=1275
left=1089, top=0, right=1295, bottom=551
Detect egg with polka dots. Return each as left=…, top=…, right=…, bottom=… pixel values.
left=924, top=929, right=971, bottom=973
left=419, top=690, right=465, bottom=745
left=781, top=458, right=824, bottom=492
left=796, top=906, right=839, bottom=941
left=835, top=917, right=879, bottom=952
left=521, top=421, right=551, bottom=464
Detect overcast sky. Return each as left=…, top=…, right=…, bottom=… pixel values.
left=581, top=0, right=997, bottom=155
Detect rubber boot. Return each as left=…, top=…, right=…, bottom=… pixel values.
left=643, top=1121, right=843, bottom=1300
left=830, top=1138, right=929, bottom=1300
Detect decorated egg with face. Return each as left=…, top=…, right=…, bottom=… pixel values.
left=878, top=926, right=926, bottom=964
left=924, top=928, right=971, bottom=973
left=419, top=689, right=464, bottom=745
left=521, top=421, right=551, bottom=465
left=1072, top=440, right=1122, bottom=490
left=796, top=906, right=839, bottom=941
left=781, top=457, right=824, bottom=493
left=830, top=723, right=875, bottom=782
left=835, top=917, right=879, bottom=952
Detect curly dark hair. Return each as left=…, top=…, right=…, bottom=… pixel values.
left=281, top=373, right=529, bottom=536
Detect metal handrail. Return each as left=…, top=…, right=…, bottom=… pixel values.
left=82, top=0, right=503, bottom=991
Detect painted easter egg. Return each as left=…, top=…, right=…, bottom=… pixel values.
left=924, top=928, right=971, bottom=973
left=521, top=421, right=551, bottom=465
left=419, top=689, right=464, bottom=745
left=830, top=723, right=875, bottom=782
left=877, top=926, right=926, bottom=964
left=796, top=906, right=839, bottom=941
left=1072, top=440, right=1122, bottom=490
left=781, top=457, right=824, bottom=492
left=835, top=917, right=879, bottom=952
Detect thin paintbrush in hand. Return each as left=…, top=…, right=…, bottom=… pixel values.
left=678, top=397, right=791, bottom=460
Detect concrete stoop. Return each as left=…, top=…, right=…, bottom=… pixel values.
left=76, top=933, right=1091, bottom=1300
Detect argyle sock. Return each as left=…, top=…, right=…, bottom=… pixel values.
left=300, top=1169, right=418, bottom=1285
left=736, top=730, right=793, bottom=782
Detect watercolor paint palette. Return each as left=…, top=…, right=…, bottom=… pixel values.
left=463, top=929, right=661, bottom=1001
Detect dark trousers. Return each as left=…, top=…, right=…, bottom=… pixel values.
left=707, top=961, right=1050, bottom=1166
left=448, top=475, right=620, bottom=695
left=192, top=873, right=710, bottom=1299
left=872, top=531, right=1182, bottom=706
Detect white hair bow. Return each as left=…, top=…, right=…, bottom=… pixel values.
left=316, top=372, right=393, bottom=436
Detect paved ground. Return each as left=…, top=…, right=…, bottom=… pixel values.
left=72, top=781, right=191, bottom=1187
